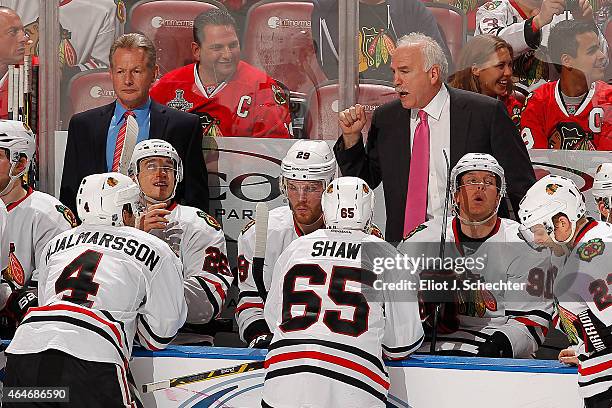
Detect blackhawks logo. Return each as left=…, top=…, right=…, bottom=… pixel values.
left=56, top=205, right=78, bottom=227
left=548, top=122, right=595, bottom=151
left=555, top=300, right=580, bottom=345
left=3, top=243, right=25, bottom=287
left=197, top=211, right=222, bottom=231
left=369, top=224, right=384, bottom=239
left=359, top=27, right=395, bottom=73
left=577, top=238, right=605, bottom=262
left=403, top=224, right=427, bottom=241
left=483, top=0, right=502, bottom=9
left=107, top=177, right=118, bottom=187
left=197, top=112, right=224, bottom=137
left=271, top=84, right=288, bottom=105
left=545, top=184, right=559, bottom=195
left=457, top=288, right=498, bottom=318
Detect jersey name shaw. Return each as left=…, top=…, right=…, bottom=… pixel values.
left=45, top=230, right=160, bottom=271
left=311, top=240, right=361, bottom=259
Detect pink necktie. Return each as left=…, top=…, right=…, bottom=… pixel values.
left=403, top=110, right=430, bottom=237
left=111, top=110, right=135, bottom=172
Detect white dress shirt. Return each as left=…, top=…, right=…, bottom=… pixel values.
left=409, top=84, right=450, bottom=221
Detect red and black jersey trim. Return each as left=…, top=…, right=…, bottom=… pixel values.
left=238, top=291, right=261, bottom=301
left=264, top=365, right=387, bottom=403
left=382, top=334, right=424, bottom=354
left=138, top=315, right=175, bottom=346
left=269, top=338, right=386, bottom=374
left=578, top=375, right=612, bottom=388
left=101, top=310, right=129, bottom=346
left=194, top=276, right=220, bottom=318
left=21, top=314, right=127, bottom=364
left=506, top=309, right=552, bottom=321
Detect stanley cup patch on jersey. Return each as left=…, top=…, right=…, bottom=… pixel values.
left=197, top=211, right=222, bottom=231
left=167, top=90, right=194, bottom=112
left=577, top=238, right=605, bottom=262
left=56, top=205, right=78, bottom=228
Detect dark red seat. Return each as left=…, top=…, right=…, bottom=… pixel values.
left=241, top=0, right=327, bottom=94
left=67, top=69, right=115, bottom=117
left=424, top=2, right=467, bottom=66
left=306, top=80, right=396, bottom=141
left=128, top=0, right=224, bottom=75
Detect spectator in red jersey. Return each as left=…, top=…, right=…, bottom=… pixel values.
left=149, top=9, right=292, bottom=138
left=449, top=35, right=523, bottom=127
left=520, top=19, right=611, bottom=150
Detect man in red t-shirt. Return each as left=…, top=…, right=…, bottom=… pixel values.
left=521, top=19, right=611, bottom=150
left=150, top=9, right=291, bottom=138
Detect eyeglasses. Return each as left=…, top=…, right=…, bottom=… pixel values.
left=142, top=163, right=175, bottom=174
left=460, top=176, right=497, bottom=189
left=286, top=182, right=323, bottom=195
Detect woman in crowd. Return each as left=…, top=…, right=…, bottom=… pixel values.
left=449, top=34, right=523, bottom=127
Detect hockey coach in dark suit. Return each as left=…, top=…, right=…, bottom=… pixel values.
left=60, top=33, right=208, bottom=216
left=335, top=33, right=535, bottom=243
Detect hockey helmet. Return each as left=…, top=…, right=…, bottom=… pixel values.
left=280, top=140, right=336, bottom=195
left=321, top=176, right=375, bottom=231
left=0, top=120, right=36, bottom=195
left=128, top=139, right=183, bottom=202
left=77, top=172, right=142, bottom=227
left=592, top=162, right=612, bottom=203
left=518, top=174, right=586, bottom=243
left=450, top=153, right=506, bottom=196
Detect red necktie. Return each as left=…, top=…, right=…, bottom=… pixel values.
left=111, top=110, right=135, bottom=172
left=403, top=110, right=430, bottom=237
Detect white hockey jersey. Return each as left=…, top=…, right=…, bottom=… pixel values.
left=262, top=228, right=424, bottom=408
left=166, top=203, right=231, bottom=345
left=398, top=217, right=554, bottom=357
left=236, top=206, right=304, bottom=343
left=6, top=224, right=187, bottom=369
left=3, top=188, right=77, bottom=287
left=551, top=219, right=612, bottom=400
left=0, top=0, right=124, bottom=69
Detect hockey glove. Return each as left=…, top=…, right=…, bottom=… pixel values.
left=477, top=331, right=513, bottom=358
left=150, top=221, right=183, bottom=257
left=2, top=289, right=37, bottom=324
left=249, top=333, right=273, bottom=349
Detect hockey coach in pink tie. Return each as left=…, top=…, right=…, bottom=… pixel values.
left=335, top=33, right=535, bottom=243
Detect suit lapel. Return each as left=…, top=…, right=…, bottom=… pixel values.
left=94, top=102, right=115, bottom=171
left=448, top=87, right=470, bottom=166
left=149, top=101, right=169, bottom=140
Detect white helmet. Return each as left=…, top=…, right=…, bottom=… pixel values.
left=0, top=120, right=36, bottom=195
left=77, top=172, right=142, bottom=227
left=592, top=162, right=612, bottom=202
left=450, top=153, right=506, bottom=196
left=128, top=139, right=183, bottom=202
left=450, top=153, right=505, bottom=225
left=280, top=140, right=336, bottom=195
left=321, top=176, right=375, bottom=231
left=518, top=174, right=586, bottom=243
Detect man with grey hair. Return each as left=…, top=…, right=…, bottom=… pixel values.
left=60, top=33, right=209, bottom=217
left=335, top=33, right=535, bottom=243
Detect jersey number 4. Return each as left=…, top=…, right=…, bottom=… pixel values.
left=280, top=264, right=373, bottom=337
left=55, top=250, right=102, bottom=308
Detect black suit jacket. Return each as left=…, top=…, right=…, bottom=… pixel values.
left=60, top=100, right=209, bottom=216
left=334, top=86, right=535, bottom=243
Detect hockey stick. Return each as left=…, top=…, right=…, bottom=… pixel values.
left=118, top=114, right=139, bottom=175
left=142, top=360, right=264, bottom=393
left=253, top=202, right=269, bottom=302
left=430, top=150, right=452, bottom=354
